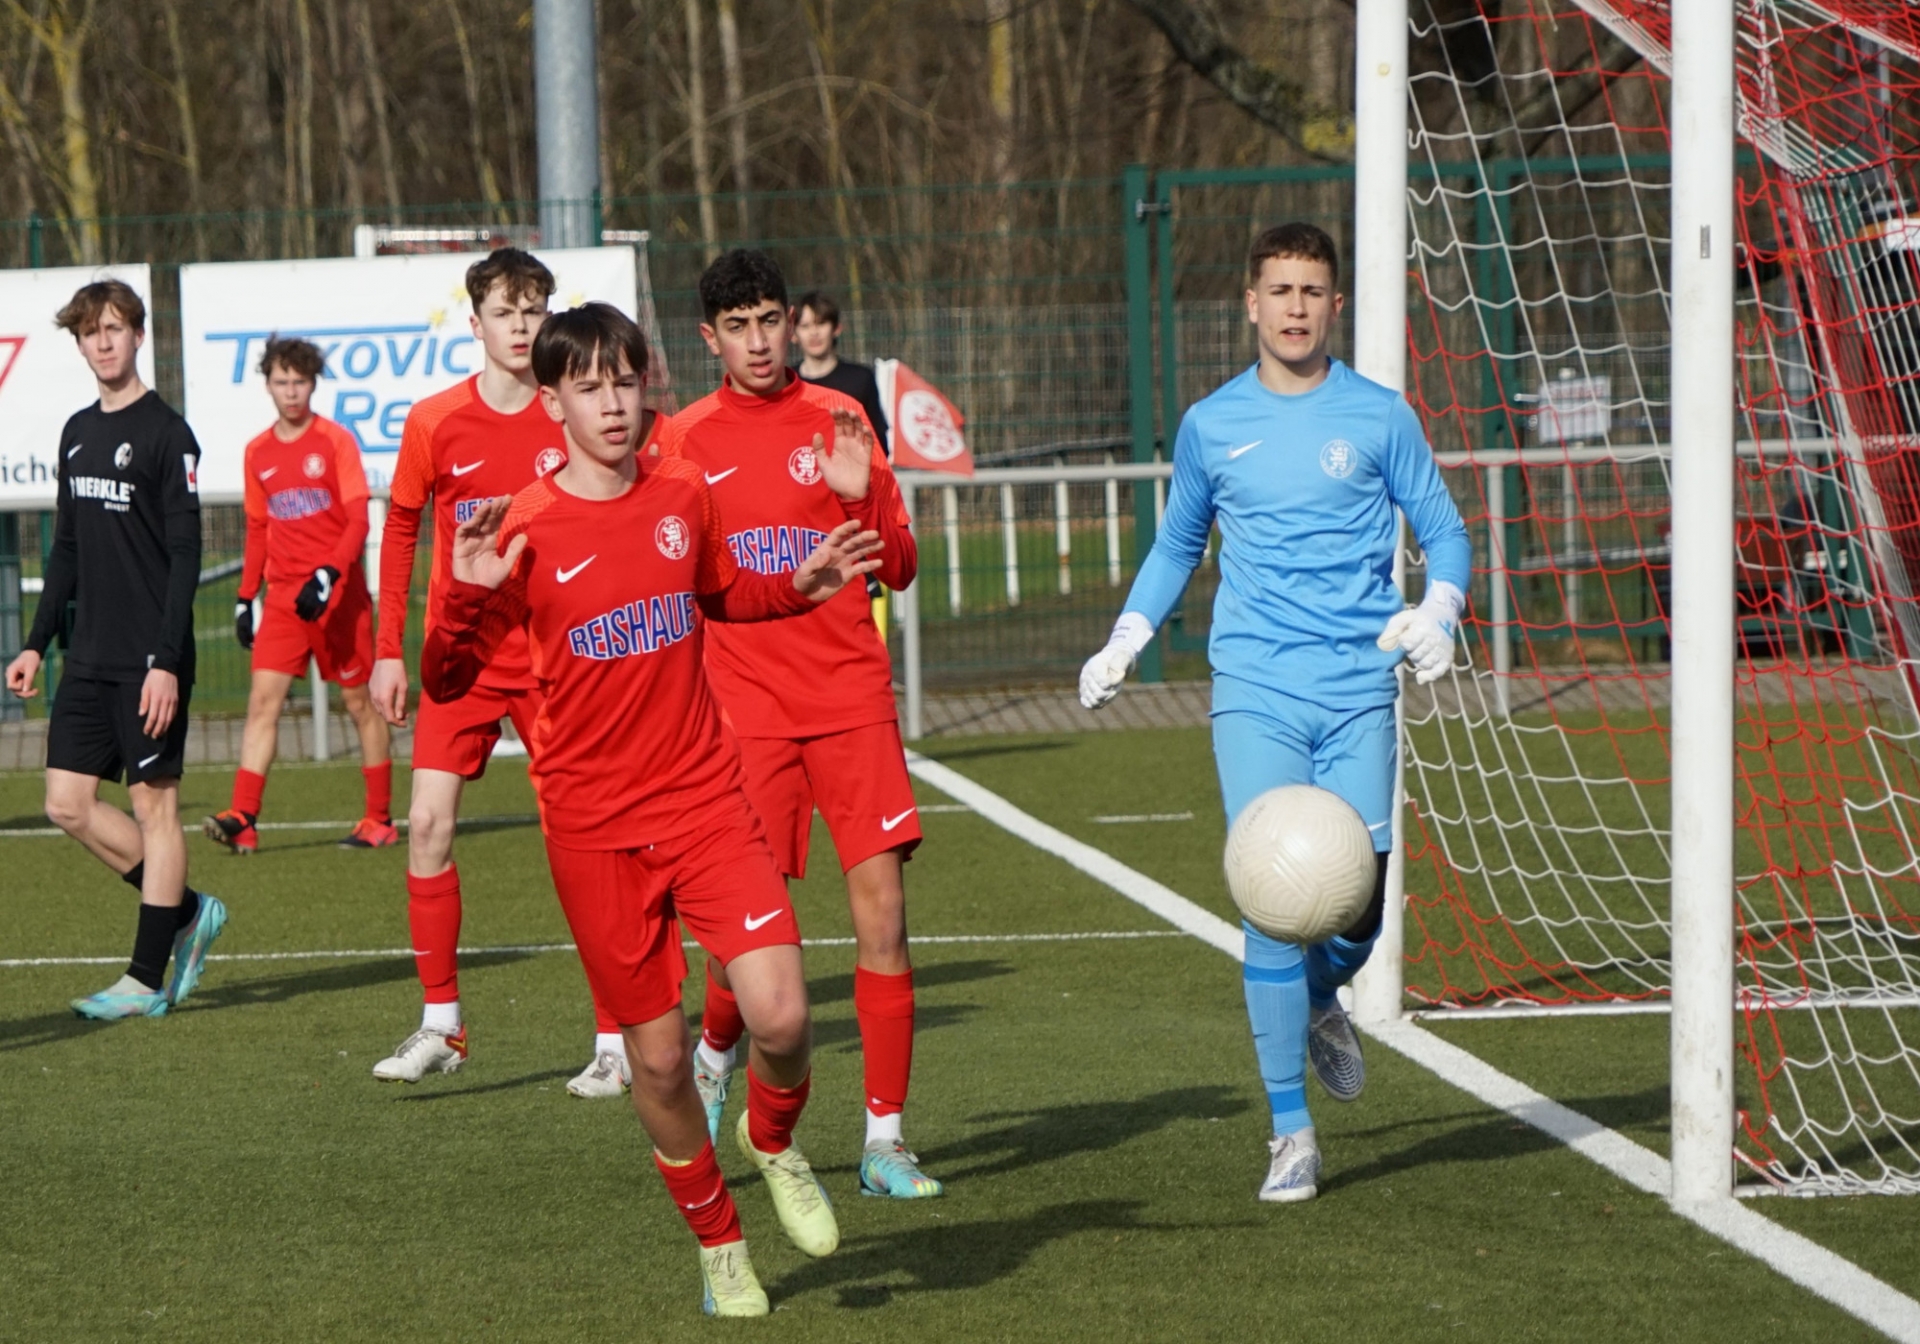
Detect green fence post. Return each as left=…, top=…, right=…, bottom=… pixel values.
left=0, top=511, right=19, bottom=721
left=27, top=212, right=43, bottom=267
left=1124, top=163, right=1164, bottom=683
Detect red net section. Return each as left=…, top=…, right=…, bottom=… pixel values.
left=1400, top=0, right=1920, bottom=1192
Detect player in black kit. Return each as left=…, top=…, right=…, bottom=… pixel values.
left=3, top=279, right=228, bottom=1019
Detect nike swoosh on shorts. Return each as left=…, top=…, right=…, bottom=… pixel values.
left=881, top=808, right=917, bottom=832
left=137, top=753, right=161, bottom=769
left=744, top=911, right=780, bottom=931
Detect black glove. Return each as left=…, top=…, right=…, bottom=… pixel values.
left=234, top=600, right=255, bottom=651
left=294, top=566, right=341, bottom=622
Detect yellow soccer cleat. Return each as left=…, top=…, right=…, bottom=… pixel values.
left=699, top=1239, right=770, bottom=1318
left=734, top=1110, right=840, bottom=1258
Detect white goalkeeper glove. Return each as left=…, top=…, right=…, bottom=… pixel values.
left=1376, top=580, right=1466, bottom=685
left=1079, top=612, right=1155, bottom=710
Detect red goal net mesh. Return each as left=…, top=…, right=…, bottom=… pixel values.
left=1400, top=0, right=1920, bottom=1192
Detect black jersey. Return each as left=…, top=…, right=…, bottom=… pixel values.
left=800, top=359, right=890, bottom=451
left=25, top=390, right=203, bottom=682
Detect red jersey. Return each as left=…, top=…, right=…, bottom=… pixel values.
left=378, top=376, right=571, bottom=689
left=669, top=376, right=917, bottom=738
left=419, top=457, right=813, bottom=850
left=238, top=416, right=370, bottom=599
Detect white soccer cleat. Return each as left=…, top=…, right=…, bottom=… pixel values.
left=1259, top=1126, right=1321, bottom=1203
left=566, top=1050, right=630, bottom=1099
left=371, top=1027, right=469, bottom=1082
left=1308, top=1000, right=1367, bottom=1102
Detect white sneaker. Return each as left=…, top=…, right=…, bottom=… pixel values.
left=566, top=1050, right=630, bottom=1098
left=1308, top=1001, right=1366, bottom=1101
left=1259, top=1126, right=1320, bottom=1203
left=371, top=1027, right=469, bottom=1082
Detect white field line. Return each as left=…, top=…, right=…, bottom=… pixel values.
left=903, top=751, right=1920, bottom=1344
left=1090, top=811, right=1196, bottom=824
left=0, top=928, right=1181, bottom=970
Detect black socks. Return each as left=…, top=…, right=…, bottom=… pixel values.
left=123, top=884, right=203, bottom=992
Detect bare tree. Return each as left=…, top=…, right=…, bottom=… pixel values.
left=716, top=0, right=751, bottom=236
left=444, top=0, right=503, bottom=211
left=683, top=0, right=717, bottom=256
left=351, top=0, right=401, bottom=213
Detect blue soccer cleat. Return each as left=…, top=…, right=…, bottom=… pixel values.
left=693, top=1047, right=734, bottom=1146
left=1308, top=1000, right=1366, bottom=1102
left=859, top=1140, right=945, bottom=1199
left=71, top=974, right=170, bottom=1020
left=1259, top=1126, right=1321, bottom=1203
left=167, top=893, right=228, bottom=1007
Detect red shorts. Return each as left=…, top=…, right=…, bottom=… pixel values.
left=411, top=679, right=542, bottom=780
left=735, top=719, right=922, bottom=879
left=250, top=574, right=374, bottom=686
left=542, top=795, right=801, bottom=1026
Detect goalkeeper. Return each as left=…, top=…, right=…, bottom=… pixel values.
left=1079, top=222, right=1470, bottom=1203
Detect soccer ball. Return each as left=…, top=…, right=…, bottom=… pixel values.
left=1224, top=785, right=1377, bottom=943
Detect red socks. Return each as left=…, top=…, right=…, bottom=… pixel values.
left=362, top=761, right=393, bottom=824
left=745, top=1068, right=810, bottom=1155
left=407, top=866, right=463, bottom=1003
left=655, top=1143, right=742, bottom=1247
left=701, top=960, right=746, bottom=1053
left=232, top=768, right=266, bottom=820
left=855, top=967, right=916, bottom=1117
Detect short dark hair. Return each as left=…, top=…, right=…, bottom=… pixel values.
left=796, top=290, right=840, bottom=330
left=1248, top=222, right=1340, bottom=288
left=259, top=335, right=326, bottom=381
left=699, top=249, right=788, bottom=322
left=466, top=246, right=556, bottom=310
left=531, top=302, right=650, bottom=389
left=55, top=279, right=146, bottom=335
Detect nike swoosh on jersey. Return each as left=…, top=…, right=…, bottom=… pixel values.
left=881, top=808, right=918, bottom=832
left=555, top=556, right=597, bottom=583
left=68, top=443, right=83, bottom=458
left=259, top=466, right=278, bottom=479
left=1227, top=440, right=1263, bottom=459
left=450, top=461, right=484, bottom=477
left=137, top=753, right=161, bottom=769
left=743, top=911, right=780, bottom=931
left=704, top=467, right=738, bottom=485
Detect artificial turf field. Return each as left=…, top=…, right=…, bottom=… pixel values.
left=2, top=727, right=1917, bottom=1342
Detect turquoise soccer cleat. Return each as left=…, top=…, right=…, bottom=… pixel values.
left=859, top=1140, right=945, bottom=1199
left=167, top=894, right=228, bottom=1007
left=693, top=1048, right=733, bottom=1146
left=71, top=974, right=170, bottom=1020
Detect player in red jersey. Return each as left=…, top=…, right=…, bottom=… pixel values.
left=367, top=248, right=661, bottom=1096
left=669, top=250, right=941, bottom=1199
left=424, top=303, right=880, bottom=1315
left=203, top=336, right=394, bottom=856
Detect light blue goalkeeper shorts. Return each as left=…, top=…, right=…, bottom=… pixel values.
left=1210, top=674, right=1396, bottom=851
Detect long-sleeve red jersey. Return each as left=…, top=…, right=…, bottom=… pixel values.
left=668, top=375, right=916, bottom=739
left=420, top=457, right=814, bottom=850
left=239, top=416, right=370, bottom=601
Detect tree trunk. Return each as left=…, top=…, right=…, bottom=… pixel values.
left=351, top=0, right=400, bottom=213
left=683, top=0, right=717, bottom=258
left=444, top=0, right=503, bottom=212
left=293, top=0, right=317, bottom=254
left=319, top=0, right=364, bottom=234
left=44, top=0, right=100, bottom=261
left=159, top=0, right=206, bottom=258
left=804, top=0, right=859, bottom=305
left=241, top=0, right=274, bottom=256
left=716, top=0, right=750, bottom=236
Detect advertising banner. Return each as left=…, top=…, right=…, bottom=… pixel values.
left=180, top=247, right=637, bottom=500
left=0, top=264, right=156, bottom=506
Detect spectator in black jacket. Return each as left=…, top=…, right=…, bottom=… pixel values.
left=795, top=291, right=889, bottom=451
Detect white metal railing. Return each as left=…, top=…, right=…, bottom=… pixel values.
left=894, top=459, right=1175, bottom=740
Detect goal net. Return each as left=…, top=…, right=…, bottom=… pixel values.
left=1399, top=0, right=1920, bottom=1193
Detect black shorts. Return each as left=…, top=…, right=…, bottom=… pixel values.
left=46, top=674, right=192, bottom=785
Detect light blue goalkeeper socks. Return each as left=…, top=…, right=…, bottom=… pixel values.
left=1243, top=925, right=1311, bottom=1134
left=1306, top=931, right=1377, bottom=1011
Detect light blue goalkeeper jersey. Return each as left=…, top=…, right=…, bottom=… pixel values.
left=1123, top=359, right=1472, bottom=712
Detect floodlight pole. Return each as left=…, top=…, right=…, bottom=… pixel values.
left=1668, top=0, right=1737, bottom=1206
left=535, top=0, right=600, bottom=248
left=1351, top=0, right=1410, bottom=1028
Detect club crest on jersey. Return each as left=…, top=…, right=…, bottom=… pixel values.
left=303, top=452, right=326, bottom=479
left=788, top=444, right=822, bottom=486
left=534, top=447, right=566, bottom=478
left=1319, top=439, right=1358, bottom=479
left=655, top=514, right=691, bottom=561
left=113, top=442, right=132, bottom=470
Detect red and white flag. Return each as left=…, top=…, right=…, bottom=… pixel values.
left=875, top=359, right=974, bottom=476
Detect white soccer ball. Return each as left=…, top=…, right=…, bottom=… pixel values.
left=1224, top=785, right=1378, bottom=943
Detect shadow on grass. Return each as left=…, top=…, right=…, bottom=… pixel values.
left=1322, top=1084, right=1669, bottom=1196
left=771, top=1200, right=1186, bottom=1309
left=804, top=958, right=1017, bottom=1009
left=394, top=1065, right=578, bottom=1102
left=920, top=1085, right=1250, bottom=1183
left=0, top=1010, right=111, bottom=1053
